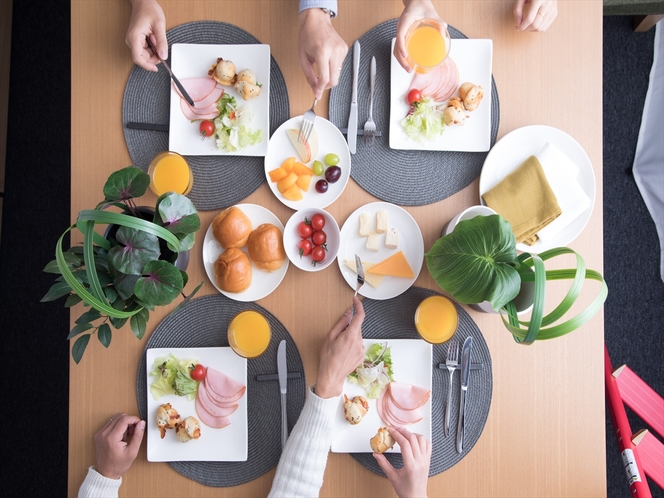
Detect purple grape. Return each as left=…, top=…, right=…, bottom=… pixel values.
left=325, top=166, right=341, bottom=183
left=315, top=179, right=329, bottom=193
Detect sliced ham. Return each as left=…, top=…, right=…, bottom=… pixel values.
left=196, top=381, right=239, bottom=417
left=409, top=70, right=437, bottom=96
left=377, top=389, right=401, bottom=427
left=195, top=398, right=232, bottom=429
left=184, top=100, right=219, bottom=117
left=180, top=99, right=219, bottom=121
left=205, top=367, right=246, bottom=401
left=434, top=58, right=459, bottom=102
left=187, top=84, right=224, bottom=110
left=383, top=392, right=423, bottom=425
left=173, top=77, right=218, bottom=102
left=389, top=382, right=431, bottom=411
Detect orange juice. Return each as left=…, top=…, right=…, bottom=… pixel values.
left=414, top=295, right=458, bottom=344
left=148, top=151, right=193, bottom=196
left=405, top=19, right=450, bottom=73
left=228, top=311, right=271, bottom=358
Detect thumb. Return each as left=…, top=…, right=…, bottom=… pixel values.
left=153, top=28, right=169, bottom=60
left=373, top=453, right=398, bottom=480
left=513, top=0, right=526, bottom=29
left=127, top=420, right=146, bottom=456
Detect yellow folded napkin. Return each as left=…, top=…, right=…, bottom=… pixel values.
left=482, top=155, right=562, bottom=245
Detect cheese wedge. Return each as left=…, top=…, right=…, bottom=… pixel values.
left=343, top=259, right=385, bottom=288
left=366, top=251, right=414, bottom=278
left=376, top=209, right=388, bottom=233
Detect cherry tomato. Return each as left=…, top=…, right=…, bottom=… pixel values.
left=311, top=230, right=327, bottom=247
left=310, top=213, right=326, bottom=231
left=199, top=120, right=215, bottom=138
left=297, top=220, right=313, bottom=239
left=407, top=89, right=422, bottom=105
left=190, top=364, right=206, bottom=381
left=297, top=239, right=313, bottom=257
left=311, top=246, right=326, bottom=264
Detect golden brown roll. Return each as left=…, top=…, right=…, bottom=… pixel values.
left=214, top=247, right=252, bottom=293
left=246, top=223, right=286, bottom=272
left=212, top=207, right=252, bottom=248
left=370, top=427, right=396, bottom=453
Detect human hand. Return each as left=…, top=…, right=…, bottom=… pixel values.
left=514, top=0, right=558, bottom=32
left=298, top=8, right=348, bottom=100
left=314, top=296, right=366, bottom=399
left=125, top=0, right=167, bottom=72
left=373, top=426, right=431, bottom=498
left=394, top=0, right=447, bottom=73
left=94, top=413, right=146, bottom=480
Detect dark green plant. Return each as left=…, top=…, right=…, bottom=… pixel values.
left=425, top=214, right=608, bottom=344
left=42, top=166, right=203, bottom=363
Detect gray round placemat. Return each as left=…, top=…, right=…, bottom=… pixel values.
left=352, top=287, right=492, bottom=477
left=136, top=294, right=306, bottom=487
left=122, top=21, right=290, bottom=212
left=329, top=20, right=500, bottom=206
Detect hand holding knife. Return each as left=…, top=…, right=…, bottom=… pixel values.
left=145, top=36, right=195, bottom=107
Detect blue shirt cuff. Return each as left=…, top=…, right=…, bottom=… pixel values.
left=299, top=0, right=338, bottom=18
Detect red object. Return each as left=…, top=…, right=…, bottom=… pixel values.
left=613, top=364, right=664, bottom=438
left=605, top=345, right=652, bottom=497
left=632, top=429, right=664, bottom=489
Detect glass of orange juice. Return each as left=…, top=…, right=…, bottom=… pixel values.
left=405, top=18, right=451, bottom=73
left=228, top=310, right=271, bottom=358
left=148, top=151, right=193, bottom=196
left=414, top=295, right=458, bottom=344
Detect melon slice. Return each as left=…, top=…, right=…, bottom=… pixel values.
left=283, top=184, right=303, bottom=201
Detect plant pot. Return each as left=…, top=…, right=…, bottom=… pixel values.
left=103, top=207, right=190, bottom=271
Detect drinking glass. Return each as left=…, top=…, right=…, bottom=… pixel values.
left=405, top=18, right=451, bottom=74
left=148, top=151, right=193, bottom=196
left=228, top=310, right=271, bottom=358
left=414, top=295, right=458, bottom=344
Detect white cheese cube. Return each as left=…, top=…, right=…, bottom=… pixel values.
left=358, top=213, right=371, bottom=237
left=366, top=232, right=380, bottom=252
left=384, top=227, right=399, bottom=249
left=376, top=209, right=388, bottom=233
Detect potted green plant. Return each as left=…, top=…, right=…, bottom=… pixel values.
left=41, top=166, right=203, bottom=363
left=424, top=214, right=608, bottom=344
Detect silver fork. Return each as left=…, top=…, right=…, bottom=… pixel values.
left=363, top=56, right=377, bottom=143
left=298, top=98, right=318, bottom=144
left=350, top=254, right=365, bottom=322
left=444, top=341, right=459, bottom=437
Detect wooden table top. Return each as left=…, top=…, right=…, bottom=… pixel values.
left=69, top=1, right=606, bottom=496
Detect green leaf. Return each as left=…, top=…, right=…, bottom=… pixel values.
left=112, top=271, right=140, bottom=300
left=130, top=310, right=148, bottom=339
left=109, top=316, right=128, bottom=330
left=156, top=193, right=201, bottom=237
left=104, top=286, right=118, bottom=303
left=425, top=215, right=520, bottom=310
left=67, top=322, right=94, bottom=340
left=169, top=232, right=196, bottom=253
left=44, top=251, right=80, bottom=273
left=72, top=334, right=91, bottom=364
left=108, top=226, right=161, bottom=275
left=97, top=323, right=112, bottom=348
left=134, top=260, right=184, bottom=306
left=65, top=294, right=83, bottom=307
left=41, top=281, right=72, bottom=302
left=103, top=166, right=150, bottom=201
left=75, top=309, right=102, bottom=325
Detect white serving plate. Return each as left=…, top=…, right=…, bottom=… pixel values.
left=202, top=203, right=288, bottom=302
left=389, top=38, right=493, bottom=152
left=169, top=43, right=270, bottom=156
left=146, top=347, right=247, bottom=462
left=337, top=201, right=424, bottom=300
left=264, top=116, right=351, bottom=210
left=331, top=339, right=432, bottom=453
left=478, top=125, right=596, bottom=253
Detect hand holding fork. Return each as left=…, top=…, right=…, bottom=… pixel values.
left=299, top=98, right=318, bottom=144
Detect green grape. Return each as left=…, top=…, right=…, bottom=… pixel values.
left=324, top=153, right=340, bottom=166
left=312, top=160, right=324, bottom=176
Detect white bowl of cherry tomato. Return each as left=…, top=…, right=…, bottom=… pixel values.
left=283, top=208, right=340, bottom=272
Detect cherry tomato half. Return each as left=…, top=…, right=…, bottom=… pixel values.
left=190, top=364, right=206, bottom=381
left=297, top=220, right=313, bottom=239
left=311, top=246, right=326, bottom=264
left=311, top=230, right=327, bottom=247
left=199, top=120, right=215, bottom=138
left=297, top=239, right=313, bottom=257
left=310, top=213, right=326, bottom=231
left=407, top=89, right=422, bottom=105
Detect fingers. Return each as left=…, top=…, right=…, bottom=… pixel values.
left=515, top=0, right=557, bottom=32
left=314, top=61, right=331, bottom=101
left=348, top=296, right=365, bottom=330
left=387, top=425, right=414, bottom=462
left=373, top=452, right=398, bottom=480
left=126, top=420, right=146, bottom=456
left=109, top=414, right=141, bottom=440
left=151, top=21, right=168, bottom=60
left=394, top=22, right=413, bottom=73
left=328, top=306, right=354, bottom=341
left=513, top=0, right=526, bottom=29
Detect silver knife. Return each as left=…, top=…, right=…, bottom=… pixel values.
left=347, top=40, right=360, bottom=154
left=277, top=340, right=288, bottom=449
left=456, top=336, right=473, bottom=453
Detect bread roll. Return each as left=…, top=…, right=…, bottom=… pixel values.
left=370, top=427, right=395, bottom=453
left=212, top=207, right=252, bottom=248
left=214, top=247, right=252, bottom=293
left=247, top=223, right=286, bottom=272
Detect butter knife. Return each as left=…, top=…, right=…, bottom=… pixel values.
left=456, top=336, right=473, bottom=453
left=347, top=40, right=360, bottom=154
left=277, top=340, right=288, bottom=449
left=145, top=36, right=195, bottom=107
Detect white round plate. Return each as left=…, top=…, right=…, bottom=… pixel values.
left=479, top=125, right=596, bottom=253
left=202, top=203, right=288, bottom=302
left=283, top=208, right=341, bottom=272
left=337, top=202, right=424, bottom=300
left=264, top=116, right=351, bottom=210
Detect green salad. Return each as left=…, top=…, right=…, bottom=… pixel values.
left=149, top=354, right=199, bottom=401
left=213, top=93, right=263, bottom=152
left=400, top=97, right=446, bottom=142
left=347, top=342, right=394, bottom=399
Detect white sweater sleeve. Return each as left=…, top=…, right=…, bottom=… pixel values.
left=268, top=385, right=342, bottom=498
left=77, top=467, right=122, bottom=498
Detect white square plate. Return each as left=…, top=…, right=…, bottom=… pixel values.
left=389, top=38, right=493, bottom=152
left=331, top=339, right=432, bottom=453
left=169, top=43, right=270, bottom=156
left=146, top=347, right=247, bottom=462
